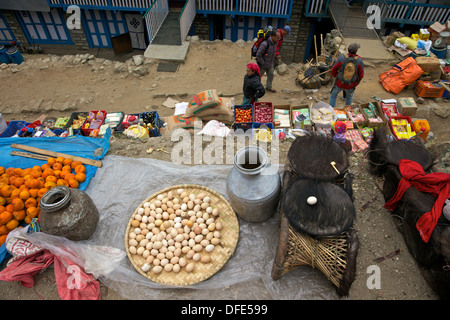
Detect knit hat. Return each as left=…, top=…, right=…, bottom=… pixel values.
left=348, top=43, right=360, bottom=53
left=247, top=63, right=261, bottom=77
left=284, top=26, right=291, bottom=34
left=334, top=121, right=347, bottom=134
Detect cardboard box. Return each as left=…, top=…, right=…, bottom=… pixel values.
left=416, top=56, right=440, bottom=73
left=428, top=22, right=445, bottom=41
left=397, top=97, right=418, bottom=117
left=273, top=105, right=292, bottom=128
left=419, top=28, right=430, bottom=41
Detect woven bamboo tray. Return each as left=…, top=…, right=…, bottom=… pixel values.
left=125, top=184, right=239, bottom=286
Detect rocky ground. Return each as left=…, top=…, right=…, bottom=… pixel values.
left=0, top=37, right=449, bottom=300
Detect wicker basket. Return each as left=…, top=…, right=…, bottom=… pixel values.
left=271, top=169, right=359, bottom=296
left=125, top=184, right=239, bottom=286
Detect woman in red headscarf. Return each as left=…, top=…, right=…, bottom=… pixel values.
left=242, top=63, right=265, bottom=105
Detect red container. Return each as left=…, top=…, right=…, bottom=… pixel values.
left=253, top=102, right=274, bottom=124
left=81, top=110, right=107, bottom=136
left=389, top=115, right=415, bottom=140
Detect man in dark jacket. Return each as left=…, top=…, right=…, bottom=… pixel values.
left=242, top=63, right=265, bottom=105
left=256, top=30, right=280, bottom=93
left=329, top=43, right=364, bottom=107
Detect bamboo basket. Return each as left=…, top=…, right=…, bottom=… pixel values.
left=271, top=169, right=359, bottom=296
left=125, top=184, right=239, bottom=286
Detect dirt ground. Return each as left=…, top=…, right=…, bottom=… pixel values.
left=0, top=38, right=449, bottom=300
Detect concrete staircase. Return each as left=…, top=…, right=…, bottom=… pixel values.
left=151, top=11, right=182, bottom=46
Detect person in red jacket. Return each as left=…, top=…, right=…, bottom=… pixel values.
left=329, top=43, right=364, bottom=107
left=274, top=26, right=290, bottom=67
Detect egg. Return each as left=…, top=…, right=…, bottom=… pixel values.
left=153, top=266, right=163, bottom=274
left=143, top=202, right=151, bottom=208
left=307, top=196, right=318, bottom=205
left=173, top=264, right=181, bottom=273
left=205, top=244, right=215, bottom=252
left=141, top=263, right=151, bottom=272
left=177, top=189, right=184, bottom=195
left=192, top=253, right=201, bottom=261
left=212, top=208, right=219, bottom=216
left=157, top=194, right=164, bottom=201
left=201, top=255, right=211, bottom=263
left=186, top=263, right=195, bottom=272
left=138, top=207, right=145, bottom=215
left=129, top=246, right=137, bottom=254
left=203, top=196, right=211, bottom=203
left=211, top=238, right=220, bottom=245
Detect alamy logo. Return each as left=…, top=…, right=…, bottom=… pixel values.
left=66, top=5, right=81, bottom=30
left=366, top=5, right=381, bottom=30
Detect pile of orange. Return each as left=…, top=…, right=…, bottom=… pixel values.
left=0, top=157, right=86, bottom=246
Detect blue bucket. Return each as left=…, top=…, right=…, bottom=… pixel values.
left=0, top=45, right=10, bottom=64
left=430, top=46, right=447, bottom=59
left=6, top=46, right=24, bottom=64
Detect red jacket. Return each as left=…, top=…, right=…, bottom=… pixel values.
left=276, top=28, right=284, bottom=56
left=331, top=53, right=364, bottom=89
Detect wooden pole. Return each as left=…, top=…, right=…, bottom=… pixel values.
left=10, top=143, right=103, bottom=167
left=314, top=35, right=318, bottom=65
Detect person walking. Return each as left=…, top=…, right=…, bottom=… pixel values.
left=242, top=63, right=265, bottom=105
left=275, top=26, right=291, bottom=67
left=256, top=30, right=280, bottom=93
left=329, top=43, right=364, bottom=107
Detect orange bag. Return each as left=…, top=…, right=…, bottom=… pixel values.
left=379, top=57, right=423, bottom=94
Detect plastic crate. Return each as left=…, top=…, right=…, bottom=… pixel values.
left=0, top=120, right=27, bottom=137
left=389, top=116, right=415, bottom=140
left=116, top=113, right=140, bottom=132
left=104, top=112, right=125, bottom=132
left=234, top=104, right=253, bottom=123
left=234, top=122, right=253, bottom=133
left=63, top=111, right=89, bottom=135
left=253, top=102, right=273, bottom=124
left=414, top=80, right=444, bottom=98
left=139, top=111, right=164, bottom=137
left=81, top=110, right=107, bottom=136
left=435, top=80, right=450, bottom=99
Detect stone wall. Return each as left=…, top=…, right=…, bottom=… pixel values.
left=1, top=10, right=27, bottom=46
left=193, top=15, right=209, bottom=40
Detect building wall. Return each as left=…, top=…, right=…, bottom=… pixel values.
left=1, top=10, right=27, bottom=46
left=191, top=0, right=313, bottom=64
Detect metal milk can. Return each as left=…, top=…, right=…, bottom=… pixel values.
left=226, top=146, right=281, bottom=222
left=39, top=186, right=99, bottom=241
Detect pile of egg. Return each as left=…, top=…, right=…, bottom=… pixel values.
left=128, top=188, right=223, bottom=275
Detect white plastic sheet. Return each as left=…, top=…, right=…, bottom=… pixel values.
left=21, top=155, right=340, bottom=300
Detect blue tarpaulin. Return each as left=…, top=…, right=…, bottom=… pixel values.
left=0, top=128, right=111, bottom=264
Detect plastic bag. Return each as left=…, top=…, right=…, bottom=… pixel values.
left=125, top=125, right=149, bottom=139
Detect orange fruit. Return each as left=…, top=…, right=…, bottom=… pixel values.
left=24, top=197, right=37, bottom=208
left=56, top=179, right=68, bottom=187
left=56, top=157, right=65, bottom=164
left=64, top=173, right=75, bottom=183
left=53, top=170, right=62, bottom=178
left=11, top=198, right=24, bottom=211
left=44, top=181, right=56, bottom=189
left=52, top=162, right=62, bottom=171
left=28, top=178, right=40, bottom=189
left=29, top=188, right=39, bottom=198
left=5, top=168, right=15, bottom=176
left=63, top=158, right=73, bottom=167
left=38, top=188, right=49, bottom=198
left=62, top=165, right=72, bottom=172
left=0, top=167, right=4, bottom=175
left=41, top=163, right=50, bottom=171
left=8, top=176, right=16, bottom=185
left=33, top=166, right=42, bottom=172
left=67, top=178, right=79, bottom=189
left=46, top=175, right=58, bottom=183
left=13, top=177, right=24, bottom=188
left=23, top=173, right=33, bottom=181
left=0, top=185, right=12, bottom=198
left=41, top=168, right=54, bottom=179
left=47, top=158, right=56, bottom=166
left=30, top=170, right=41, bottom=179
left=74, top=165, right=86, bottom=174
left=19, top=190, right=31, bottom=200
left=10, top=189, right=21, bottom=199
left=0, top=225, right=8, bottom=236
left=0, top=197, right=5, bottom=206
left=26, top=206, right=39, bottom=218
left=71, top=161, right=82, bottom=169
left=6, top=219, right=19, bottom=231
left=75, top=173, right=86, bottom=183
left=0, top=235, right=7, bottom=246
left=13, top=168, right=23, bottom=177
left=0, top=205, right=5, bottom=214
left=37, top=177, right=45, bottom=188
left=24, top=216, right=32, bottom=224
left=5, top=204, right=14, bottom=213
left=12, top=210, right=25, bottom=221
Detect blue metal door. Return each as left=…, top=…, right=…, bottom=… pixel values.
left=0, top=12, right=17, bottom=45
left=82, top=9, right=128, bottom=48
left=16, top=9, right=73, bottom=45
